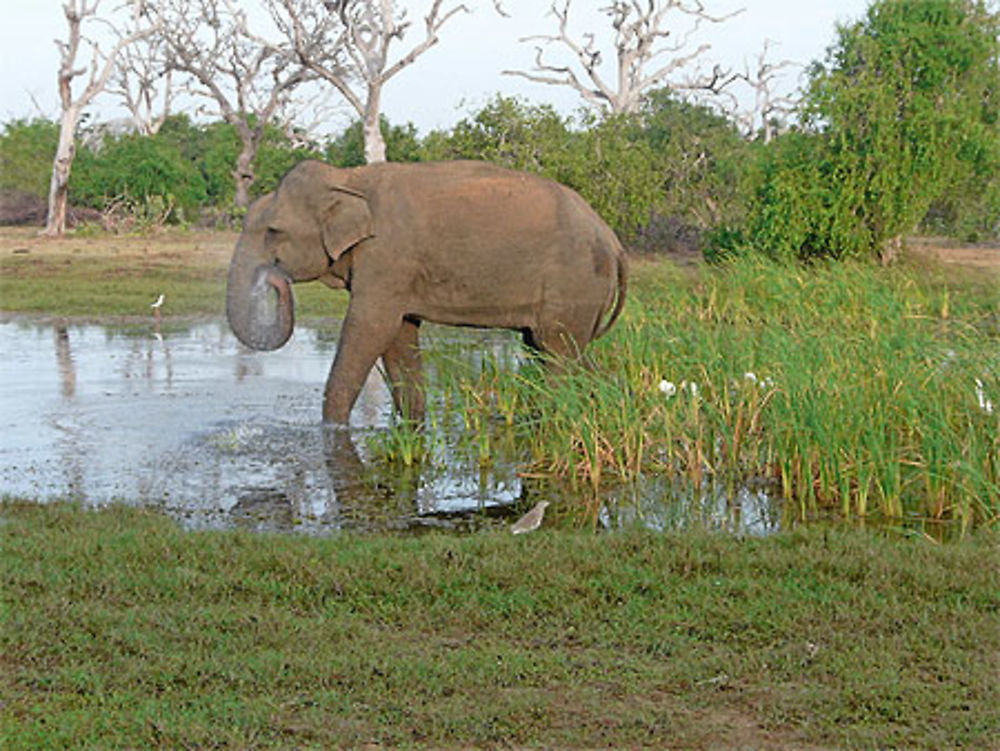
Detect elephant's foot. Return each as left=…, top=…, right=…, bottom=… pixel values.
left=322, top=389, right=354, bottom=424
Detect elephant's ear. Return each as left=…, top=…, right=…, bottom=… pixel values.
left=320, top=186, right=374, bottom=261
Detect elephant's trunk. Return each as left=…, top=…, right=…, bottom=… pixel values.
left=226, top=256, right=295, bottom=351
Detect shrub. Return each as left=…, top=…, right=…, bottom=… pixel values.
left=718, top=0, right=1000, bottom=261
left=0, top=119, right=59, bottom=198
left=71, top=133, right=207, bottom=223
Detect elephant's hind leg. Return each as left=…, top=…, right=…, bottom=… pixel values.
left=382, top=318, right=425, bottom=422
left=526, top=316, right=590, bottom=363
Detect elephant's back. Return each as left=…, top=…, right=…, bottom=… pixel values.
left=375, top=162, right=565, bottom=242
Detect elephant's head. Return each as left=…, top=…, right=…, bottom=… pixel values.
left=226, top=161, right=374, bottom=351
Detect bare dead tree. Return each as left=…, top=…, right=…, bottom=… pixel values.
left=44, top=0, right=160, bottom=237
left=107, top=28, right=175, bottom=136
left=265, top=0, right=467, bottom=163
left=723, top=40, right=799, bottom=143
left=151, top=0, right=311, bottom=209
left=505, top=0, right=743, bottom=115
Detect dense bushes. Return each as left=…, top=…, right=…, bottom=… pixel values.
left=0, top=95, right=749, bottom=245
left=715, top=0, right=1000, bottom=261
left=0, top=119, right=58, bottom=198
left=1, top=0, right=996, bottom=254
left=71, top=132, right=208, bottom=222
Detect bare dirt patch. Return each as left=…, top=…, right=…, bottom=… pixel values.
left=0, top=226, right=236, bottom=272
left=907, top=236, right=1000, bottom=270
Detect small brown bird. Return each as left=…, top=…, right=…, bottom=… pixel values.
left=510, top=501, right=549, bottom=534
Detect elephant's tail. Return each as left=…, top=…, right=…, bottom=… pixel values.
left=592, top=249, right=628, bottom=341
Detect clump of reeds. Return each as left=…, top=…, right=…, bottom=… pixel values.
left=369, top=257, right=1000, bottom=526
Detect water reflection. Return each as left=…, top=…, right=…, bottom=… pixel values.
left=599, top=477, right=781, bottom=536
left=1, top=318, right=782, bottom=535
left=0, top=319, right=527, bottom=534
left=54, top=323, right=75, bottom=398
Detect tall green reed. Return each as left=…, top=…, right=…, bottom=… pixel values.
left=368, top=257, right=999, bottom=526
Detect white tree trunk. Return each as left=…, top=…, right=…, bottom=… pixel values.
left=233, top=137, right=257, bottom=209
left=43, top=106, right=82, bottom=237
left=44, top=0, right=159, bottom=237
left=363, top=88, right=387, bottom=164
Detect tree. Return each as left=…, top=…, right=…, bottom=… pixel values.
left=326, top=116, right=423, bottom=166
left=107, top=25, right=175, bottom=136
left=805, top=0, right=1000, bottom=261
left=505, top=0, right=742, bottom=114
left=44, top=0, right=159, bottom=236
left=725, top=40, right=799, bottom=144
left=152, top=0, right=311, bottom=208
left=714, top=0, right=1000, bottom=263
left=267, top=0, right=467, bottom=163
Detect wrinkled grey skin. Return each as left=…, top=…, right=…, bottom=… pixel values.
left=226, top=160, right=627, bottom=423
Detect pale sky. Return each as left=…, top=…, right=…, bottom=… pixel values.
left=0, top=1, right=871, bottom=135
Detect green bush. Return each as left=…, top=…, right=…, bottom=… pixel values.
left=0, top=119, right=59, bottom=197
left=71, top=133, right=207, bottom=222
left=427, top=96, right=573, bottom=173
left=326, top=116, right=423, bottom=167
left=638, top=91, right=750, bottom=233
left=717, top=0, right=1000, bottom=261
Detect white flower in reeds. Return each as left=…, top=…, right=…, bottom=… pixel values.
left=680, top=380, right=698, bottom=397
left=658, top=379, right=677, bottom=397
left=975, top=379, right=994, bottom=415
left=744, top=371, right=773, bottom=390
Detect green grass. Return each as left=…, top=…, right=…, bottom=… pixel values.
left=2, top=501, right=999, bottom=749
left=378, top=258, right=1000, bottom=526
left=0, top=258, right=347, bottom=320
left=0, top=227, right=348, bottom=319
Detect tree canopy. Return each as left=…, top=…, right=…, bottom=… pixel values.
left=717, top=0, right=1000, bottom=261
left=4, top=0, right=998, bottom=256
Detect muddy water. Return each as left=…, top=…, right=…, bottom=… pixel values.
left=0, top=318, right=780, bottom=535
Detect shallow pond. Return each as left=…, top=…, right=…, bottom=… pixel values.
left=0, top=318, right=780, bottom=535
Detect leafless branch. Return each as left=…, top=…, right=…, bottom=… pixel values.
left=505, top=0, right=744, bottom=114
left=107, top=20, right=175, bottom=135
left=724, top=39, right=801, bottom=141
left=150, top=0, right=312, bottom=206
left=44, top=0, right=161, bottom=236
left=265, top=0, right=468, bottom=163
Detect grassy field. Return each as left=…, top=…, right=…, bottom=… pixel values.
left=3, top=227, right=1000, bottom=748
left=3, top=501, right=999, bottom=750
left=0, top=226, right=348, bottom=319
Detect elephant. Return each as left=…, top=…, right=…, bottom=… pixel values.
left=225, top=159, right=627, bottom=424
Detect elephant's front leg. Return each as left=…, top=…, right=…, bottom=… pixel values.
left=382, top=318, right=424, bottom=422
left=323, top=303, right=406, bottom=424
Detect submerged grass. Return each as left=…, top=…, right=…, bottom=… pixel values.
left=3, top=501, right=999, bottom=749
left=378, top=258, right=1000, bottom=527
